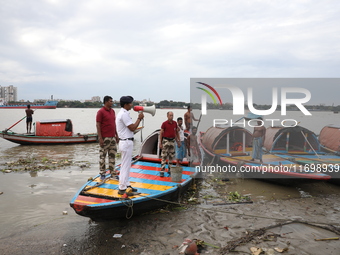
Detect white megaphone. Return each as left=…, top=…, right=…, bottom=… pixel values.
left=133, top=105, right=156, bottom=116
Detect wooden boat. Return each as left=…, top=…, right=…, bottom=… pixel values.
left=0, top=100, right=58, bottom=109
left=318, top=125, right=340, bottom=154
left=0, top=119, right=97, bottom=145
left=70, top=129, right=197, bottom=221
left=264, top=126, right=339, bottom=184
left=199, top=126, right=331, bottom=182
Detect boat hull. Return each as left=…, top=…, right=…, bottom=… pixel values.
left=70, top=156, right=196, bottom=221
left=0, top=100, right=58, bottom=109
left=0, top=132, right=97, bottom=145
left=0, top=105, right=56, bottom=109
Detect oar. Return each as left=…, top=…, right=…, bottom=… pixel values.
left=4, top=108, right=37, bottom=132
left=196, top=113, right=202, bottom=129
left=5, top=116, right=27, bottom=131
left=234, top=117, right=244, bottom=123
left=141, top=119, right=144, bottom=142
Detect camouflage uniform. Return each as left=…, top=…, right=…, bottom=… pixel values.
left=161, top=139, right=175, bottom=172
left=99, top=137, right=117, bottom=175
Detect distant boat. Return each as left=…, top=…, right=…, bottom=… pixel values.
left=0, top=119, right=97, bottom=145
left=0, top=101, right=58, bottom=109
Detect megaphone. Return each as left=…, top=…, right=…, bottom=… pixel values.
left=133, top=105, right=156, bottom=116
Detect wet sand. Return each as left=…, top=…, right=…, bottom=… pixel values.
left=1, top=168, right=340, bottom=255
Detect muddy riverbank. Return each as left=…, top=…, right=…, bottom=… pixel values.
left=1, top=167, right=340, bottom=255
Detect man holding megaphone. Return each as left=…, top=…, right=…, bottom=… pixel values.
left=116, top=96, right=144, bottom=196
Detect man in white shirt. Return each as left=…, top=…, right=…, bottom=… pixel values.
left=116, top=96, right=144, bottom=195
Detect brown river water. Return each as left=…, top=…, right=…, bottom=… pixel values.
left=0, top=108, right=339, bottom=254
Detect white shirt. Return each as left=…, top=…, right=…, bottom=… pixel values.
left=116, top=108, right=134, bottom=139
left=178, top=126, right=185, bottom=141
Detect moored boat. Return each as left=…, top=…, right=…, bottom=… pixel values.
left=0, top=100, right=58, bottom=109
left=264, top=125, right=340, bottom=184
left=0, top=119, right=97, bottom=145
left=70, top=129, right=198, bottom=221
left=199, top=126, right=331, bottom=183
left=318, top=125, right=340, bottom=154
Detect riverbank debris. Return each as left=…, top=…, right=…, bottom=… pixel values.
left=1, top=157, right=91, bottom=172
left=314, top=237, right=339, bottom=241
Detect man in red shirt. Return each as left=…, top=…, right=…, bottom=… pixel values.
left=96, top=96, right=119, bottom=181
left=159, top=111, right=180, bottom=177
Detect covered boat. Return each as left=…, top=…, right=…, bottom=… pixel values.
left=264, top=126, right=320, bottom=154
left=318, top=125, right=340, bottom=154
left=264, top=126, right=340, bottom=184
left=200, top=126, right=331, bottom=182
left=0, top=119, right=97, bottom=145
left=70, top=130, right=197, bottom=221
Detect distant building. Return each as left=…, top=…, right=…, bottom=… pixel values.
left=0, top=85, right=17, bottom=103
left=91, top=96, right=101, bottom=102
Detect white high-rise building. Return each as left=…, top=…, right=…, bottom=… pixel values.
left=0, top=85, right=17, bottom=103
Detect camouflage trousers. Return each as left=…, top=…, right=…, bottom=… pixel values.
left=161, top=139, right=175, bottom=171
left=99, top=137, right=117, bottom=175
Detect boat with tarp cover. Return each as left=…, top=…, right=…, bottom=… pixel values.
left=264, top=125, right=340, bottom=184
left=0, top=119, right=97, bottom=145
left=70, top=129, right=198, bottom=221
left=318, top=125, right=340, bottom=155
left=199, top=126, right=331, bottom=182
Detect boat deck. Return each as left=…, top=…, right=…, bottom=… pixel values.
left=73, top=161, right=196, bottom=207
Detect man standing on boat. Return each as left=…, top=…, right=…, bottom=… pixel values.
left=96, top=96, right=119, bottom=181
left=25, top=105, right=34, bottom=134
left=187, top=126, right=201, bottom=164
left=184, top=105, right=199, bottom=131
left=176, top=117, right=186, bottom=166
left=159, top=112, right=180, bottom=177
left=116, top=96, right=144, bottom=195
left=250, top=118, right=266, bottom=163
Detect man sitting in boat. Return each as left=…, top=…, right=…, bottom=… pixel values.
left=159, top=112, right=180, bottom=177
left=250, top=118, right=266, bottom=163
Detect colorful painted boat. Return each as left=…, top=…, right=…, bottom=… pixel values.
left=318, top=125, right=340, bottom=154
left=264, top=126, right=340, bottom=184
left=70, top=130, right=197, bottom=221
left=0, top=119, right=97, bottom=145
left=199, top=126, right=331, bottom=182
left=0, top=101, right=58, bottom=109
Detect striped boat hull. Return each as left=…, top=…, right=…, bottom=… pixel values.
left=70, top=157, right=196, bottom=220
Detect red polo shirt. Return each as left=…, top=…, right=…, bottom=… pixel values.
left=96, top=107, right=116, bottom=138
left=161, top=120, right=178, bottom=138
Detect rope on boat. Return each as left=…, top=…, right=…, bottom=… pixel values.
left=137, top=193, right=184, bottom=206
left=121, top=198, right=134, bottom=219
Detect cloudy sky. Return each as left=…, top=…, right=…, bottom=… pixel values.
left=1, top=0, right=339, bottom=104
